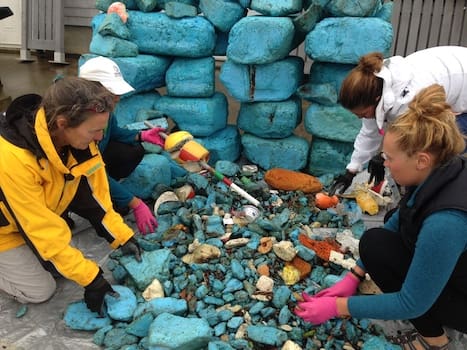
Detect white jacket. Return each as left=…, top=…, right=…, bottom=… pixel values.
left=347, top=46, right=467, bottom=172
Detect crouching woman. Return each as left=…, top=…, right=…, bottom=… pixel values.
left=295, top=84, right=467, bottom=350
left=0, top=77, right=140, bottom=314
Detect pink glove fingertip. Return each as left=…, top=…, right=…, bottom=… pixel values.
left=301, top=292, right=313, bottom=302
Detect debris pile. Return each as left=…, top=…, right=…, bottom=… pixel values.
left=64, top=163, right=398, bottom=349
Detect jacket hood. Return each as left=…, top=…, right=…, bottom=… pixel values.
left=374, top=56, right=414, bottom=130
left=1, top=94, right=45, bottom=159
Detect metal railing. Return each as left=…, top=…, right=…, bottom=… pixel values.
left=20, top=0, right=66, bottom=64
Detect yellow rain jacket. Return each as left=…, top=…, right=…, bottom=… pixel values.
left=0, top=95, right=134, bottom=287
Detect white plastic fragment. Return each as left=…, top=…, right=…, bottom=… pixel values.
left=224, top=237, right=249, bottom=248
left=253, top=275, right=274, bottom=300
left=336, top=229, right=360, bottom=259
left=282, top=340, right=302, bottom=350
left=223, top=213, right=234, bottom=225
left=182, top=243, right=221, bottom=263
left=216, top=304, right=242, bottom=313
left=142, top=279, right=164, bottom=301
left=235, top=323, right=248, bottom=339
left=272, top=240, right=297, bottom=261
left=255, top=275, right=274, bottom=293
left=329, top=250, right=356, bottom=270
left=153, top=191, right=180, bottom=216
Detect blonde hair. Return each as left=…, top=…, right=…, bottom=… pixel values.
left=339, top=52, right=384, bottom=110
left=386, top=84, right=465, bottom=166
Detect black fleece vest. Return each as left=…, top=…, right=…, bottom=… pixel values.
left=398, top=156, right=467, bottom=252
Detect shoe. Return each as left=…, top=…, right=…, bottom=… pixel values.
left=387, top=329, right=450, bottom=350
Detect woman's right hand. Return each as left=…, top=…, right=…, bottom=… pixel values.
left=329, top=171, right=356, bottom=195
left=84, top=269, right=118, bottom=315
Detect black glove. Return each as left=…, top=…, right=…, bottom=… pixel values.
left=367, top=153, right=385, bottom=185
left=121, top=237, right=142, bottom=262
left=329, top=171, right=356, bottom=195
left=84, top=269, right=118, bottom=315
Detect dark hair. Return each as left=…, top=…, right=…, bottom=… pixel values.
left=42, top=77, right=115, bottom=131
left=387, top=84, right=466, bottom=166
left=339, top=52, right=384, bottom=110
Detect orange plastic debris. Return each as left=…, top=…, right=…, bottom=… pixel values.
left=264, top=168, right=323, bottom=193
left=298, top=233, right=341, bottom=261
left=314, top=192, right=339, bottom=209
left=257, top=264, right=270, bottom=276
left=286, top=256, right=312, bottom=280
left=107, top=2, right=128, bottom=23
left=257, top=237, right=274, bottom=254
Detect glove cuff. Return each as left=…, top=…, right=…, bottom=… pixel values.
left=122, top=236, right=137, bottom=246
left=86, top=268, right=105, bottom=289
left=350, top=268, right=365, bottom=282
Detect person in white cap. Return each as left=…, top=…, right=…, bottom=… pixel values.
left=79, top=56, right=166, bottom=235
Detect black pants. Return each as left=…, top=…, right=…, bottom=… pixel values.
left=359, top=227, right=467, bottom=337
left=68, top=177, right=118, bottom=244
left=101, top=140, right=144, bottom=180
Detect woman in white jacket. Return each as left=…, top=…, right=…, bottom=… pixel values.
left=330, top=46, right=467, bottom=195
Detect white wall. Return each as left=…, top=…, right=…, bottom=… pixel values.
left=0, top=0, right=22, bottom=48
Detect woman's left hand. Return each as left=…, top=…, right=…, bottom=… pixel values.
left=140, top=127, right=165, bottom=147
left=294, top=296, right=338, bottom=324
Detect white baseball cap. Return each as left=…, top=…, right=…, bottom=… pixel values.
left=78, top=56, right=135, bottom=95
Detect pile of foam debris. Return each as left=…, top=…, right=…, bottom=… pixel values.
left=62, top=163, right=403, bottom=350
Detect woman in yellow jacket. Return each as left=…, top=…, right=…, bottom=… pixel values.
left=0, top=77, right=140, bottom=314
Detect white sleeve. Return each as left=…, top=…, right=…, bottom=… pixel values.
left=346, top=119, right=383, bottom=172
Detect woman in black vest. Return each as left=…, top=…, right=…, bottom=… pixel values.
left=295, top=84, right=467, bottom=350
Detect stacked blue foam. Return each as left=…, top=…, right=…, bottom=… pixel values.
left=221, top=13, right=308, bottom=170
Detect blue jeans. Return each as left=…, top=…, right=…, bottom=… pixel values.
left=457, top=112, right=467, bottom=135
left=457, top=113, right=467, bottom=152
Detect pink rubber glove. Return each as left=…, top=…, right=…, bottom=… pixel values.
left=140, top=128, right=165, bottom=147
left=133, top=201, right=157, bottom=235
left=312, top=272, right=360, bottom=298
left=295, top=296, right=338, bottom=325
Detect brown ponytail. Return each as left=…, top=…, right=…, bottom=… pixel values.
left=339, top=52, right=385, bottom=110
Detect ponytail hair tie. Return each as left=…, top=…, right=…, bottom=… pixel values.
left=53, top=74, right=65, bottom=83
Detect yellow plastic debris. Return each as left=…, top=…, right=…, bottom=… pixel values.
left=281, top=265, right=301, bottom=285
left=356, top=191, right=379, bottom=215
